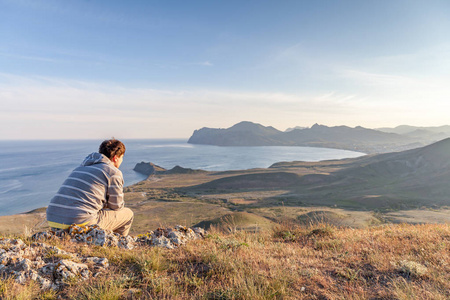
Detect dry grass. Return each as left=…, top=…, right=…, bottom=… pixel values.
left=1, top=223, right=449, bottom=299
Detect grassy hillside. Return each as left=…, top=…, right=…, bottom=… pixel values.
left=2, top=223, right=449, bottom=299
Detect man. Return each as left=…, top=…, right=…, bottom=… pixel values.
left=46, top=139, right=134, bottom=236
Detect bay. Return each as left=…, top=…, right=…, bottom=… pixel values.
left=0, top=139, right=365, bottom=216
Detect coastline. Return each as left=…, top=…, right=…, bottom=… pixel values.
left=0, top=140, right=365, bottom=217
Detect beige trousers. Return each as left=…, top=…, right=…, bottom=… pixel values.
left=90, top=207, right=134, bottom=236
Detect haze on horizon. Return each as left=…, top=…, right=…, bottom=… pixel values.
left=1, top=0, right=449, bottom=140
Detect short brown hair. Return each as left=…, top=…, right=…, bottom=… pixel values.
left=99, top=139, right=126, bottom=160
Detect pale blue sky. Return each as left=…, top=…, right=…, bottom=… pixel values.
left=1, top=0, right=450, bottom=139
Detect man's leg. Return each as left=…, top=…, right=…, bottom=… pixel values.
left=95, top=208, right=134, bottom=236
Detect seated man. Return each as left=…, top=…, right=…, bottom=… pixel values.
left=46, top=139, right=134, bottom=236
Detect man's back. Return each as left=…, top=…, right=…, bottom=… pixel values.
left=46, top=152, right=124, bottom=227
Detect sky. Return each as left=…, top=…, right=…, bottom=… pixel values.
left=1, top=0, right=450, bottom=140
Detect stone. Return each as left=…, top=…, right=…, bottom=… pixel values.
left=118, top=235, right=135, bottom=249
left=39, top=263, right=56, bottom=276
left=84, top=257, right=109, bottom=269
left=37, top=276, right=53, bottom=290
left=151, top=235, right=175, bottom=249
left=398, top=260, right=428, bottom=277
left=54, top=259, right=90, bottom=281
left=17, top=258, right=33, bottom=272
left=0, top=225, right=206, bottom=289
left=192, top=227, right=206, bottom=238
left=133, top=162, right=167, bottom=175
left=15, top=271, right=27, bottom=284
left=168, top=230, right=187, bottom=246
left=32, top=231, right=54, bottom=241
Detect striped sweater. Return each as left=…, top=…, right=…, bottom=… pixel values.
left=46, top=152, right=125, bottom=226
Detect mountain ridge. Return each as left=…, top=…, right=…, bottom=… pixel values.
left=188, top=121, right=428, bottom=153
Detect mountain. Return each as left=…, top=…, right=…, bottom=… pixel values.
left=187, top=121, right=282, bottom=146
left=188, top=121, right=421, bottom=153
left=377, top=125, right=450, bottom=135
left=377, top=125, right=450, bottom=143
left=285, top=126, right=306, bottom=132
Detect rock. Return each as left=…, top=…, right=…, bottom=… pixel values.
left=84, top=225, right=108, bottom=246
left=39, top=263, right=56, bottom=276
left=135, top=226, right=205, bottom=249
left=133, top=162, right=205, bottom=176
left=118, top=235, right=135, bottom=249
left=0, top=225, right=206, bottom=289
left=0, top=250, right=22, bottom=265
left=397, top=260, right=428, bottom=277
left=84, top=257, right=109, bottom=269
left=151, top=235, right=175, bottom=249
left=54, top=260, right=90, bottom=281
left=166, top=165, right=206, bottom=174
left=0, top=241, right=93, bottom=290
left=17, top=258, right=33, bottom=272
left=37, top=276, right=53, bottom=290
left=32, top=231, right=54, bottom=241
left=0, top=238, right=27, bottom=252
left=133, top=162, right=167, bottom=175
left=10, top=239, right=27, bottom=252
left=192, top=227, right=206, bottom=237
left=168, top=230, right=186, bottom=246
left=15, top=271, right=28, bottom=284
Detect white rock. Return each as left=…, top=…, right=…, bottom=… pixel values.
left=39, top=263, right=56, bottom=276
left=168, top=230, right=187, bottom=246
left=118, top=235, right=135, bottom=249
left=54, top=259, right=90, bottom=280
left=84, top=257, right=109, bottom=268
left=151, top=235, right=174, bottom=249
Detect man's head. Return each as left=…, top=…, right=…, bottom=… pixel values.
left=99, top=139, right=126, bottom=168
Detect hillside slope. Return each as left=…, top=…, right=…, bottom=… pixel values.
left=302, top=137, right=450, bottom=208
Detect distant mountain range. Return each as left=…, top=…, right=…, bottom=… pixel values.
left=188, top=121, right=450, bottom=153
left=377, top=125, right=450, bottom=143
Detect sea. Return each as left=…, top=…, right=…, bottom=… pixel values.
left=0, top=139, right=365, bottom=216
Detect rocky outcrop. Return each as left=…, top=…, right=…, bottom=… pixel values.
left=134, top=162, right=205, bottom=176
left=166, top=165, right=206, bottom=174
left=133, top=162, right=167, bottom=175
left=0, top=238, right=108, bottom=290
left=0, top=224, right=205, bottom=290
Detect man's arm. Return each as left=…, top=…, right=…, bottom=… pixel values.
left=107, top=173, right=125, bottom=210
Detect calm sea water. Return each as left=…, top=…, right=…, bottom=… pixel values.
left=0, top=139, right=365, bottom=216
